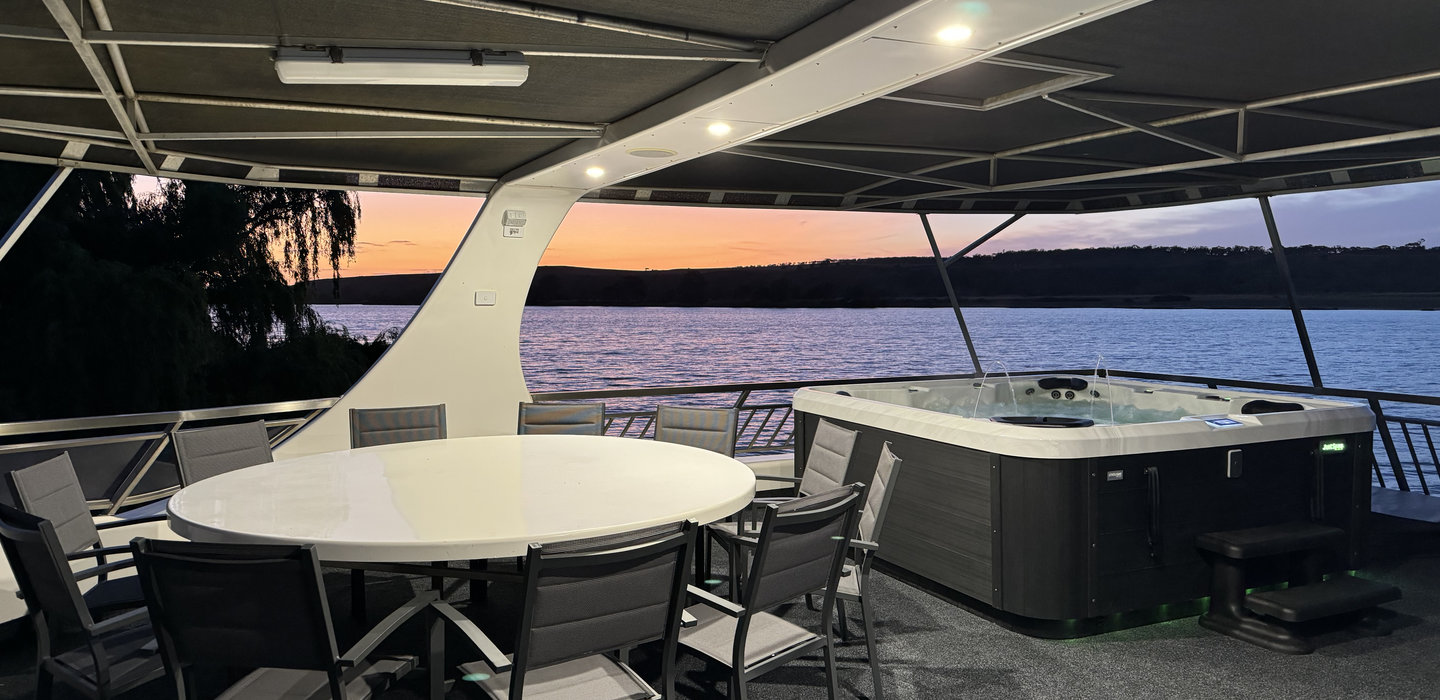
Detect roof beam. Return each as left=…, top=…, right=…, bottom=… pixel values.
left=0, top=24, right=764, bottom=62
left=419, top=0, right=761, bottom=51
left=1043, top=93, right=1240, bottom=161
left=134, top=92, right=602, bottom=132
left=845, top=67, right=1440, bottom=198
left=1251, top=107, right=1415, bottom=133
left=0, top=148, right=497, bottom=197
left=140, top=130, right=600, bottom=141
left=849, top=122, right=1440, bottom=210
left=727, top=147, right=990, bottom=191
left=39, top=0, right=158, bottom=174
left=1, top=167, right=72, bottom=264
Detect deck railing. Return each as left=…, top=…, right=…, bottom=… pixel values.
left=3, top=369, right=1439, bottom=516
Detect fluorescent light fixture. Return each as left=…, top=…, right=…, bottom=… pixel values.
left=707, top=122, right=733, bottom=136
left=275, top=47, right=529, bottom=86
left=585, top=166, right=605, bottom=178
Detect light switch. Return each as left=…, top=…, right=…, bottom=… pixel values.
left=474, top=290, right=497, bottom=306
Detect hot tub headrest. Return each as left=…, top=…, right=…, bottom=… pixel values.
left=1037, top=377, right=1089, bottom=391
left=992, top=416, right=1096, bottom=428
left=1241, top=399, right=1306, bottom=415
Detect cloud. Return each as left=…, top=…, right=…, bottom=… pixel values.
left=356, top=239, right=419, bottom=250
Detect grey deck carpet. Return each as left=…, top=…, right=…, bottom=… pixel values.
left=3, top=553, right=1438, bottom=699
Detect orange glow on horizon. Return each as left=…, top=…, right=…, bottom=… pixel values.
left=346, top=194, right=1018, bottom=275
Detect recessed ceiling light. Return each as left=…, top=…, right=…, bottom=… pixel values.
left=585, top=166, right=605, bottom=178
left=707, top=122, right=733, bottom=136
left=627, top=147, right=678, bottom=159
left=937, top=25, right=973, bottom=43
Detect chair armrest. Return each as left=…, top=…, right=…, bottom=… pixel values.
left=432, top=601, right=511, bottom=673
left=849, top=539, right=879, bottom=554
left=686, top=585, right=744, bottom=618
left=74, top=559, right=136, bottom=581
left=68, top=545, right=132, bottom=561
left=338, top=591, right=438, bottom=667
left=97, top=514, right=168, bottom=529
left=753, top=475, right=802, bottom=484
left=87, top=606, right=150, bottom=635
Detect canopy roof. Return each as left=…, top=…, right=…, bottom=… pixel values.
left=4, top=0, right=1439, bottom=213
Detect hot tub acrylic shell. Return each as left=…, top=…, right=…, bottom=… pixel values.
left=792, top=376, right=1375, bottom=630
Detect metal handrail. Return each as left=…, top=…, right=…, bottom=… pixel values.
left=4, top=369, right=1440, bottom=516
left=0, top=397, right=336, bottom=439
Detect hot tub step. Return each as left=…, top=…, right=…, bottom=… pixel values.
left=1244, top=575, right=1400, bottom=622
left=1195, top=522, right=1345, bottom=559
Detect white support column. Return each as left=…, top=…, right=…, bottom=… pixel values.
left=0, top=166, right=72, bottom=264
left=276, top=183, right=584, bottom=456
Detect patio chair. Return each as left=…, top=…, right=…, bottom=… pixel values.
left=5, top=453, right=166, bottom=613
left=831, top=441, right=903, bottom=700
left=456, top=521, right=698, bottom=700
left=654, top=404, right=738, bottom=457
left=517, top=401, right=606, bottom=435
left=678, top=484, right=865, bottom=700
left=131, top=537, right=430, bottom=700
left=173, top=420, right=273, bottom=485
left=348, top=403, right=447, bottom=448
left=347, top=403, right=448, bottom=610
left=704, top=418, right=859, bottom=597
left=0, top=503, right=167, bottom=700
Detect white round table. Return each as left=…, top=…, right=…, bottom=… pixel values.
left=167, top=434, right=756, bottom=562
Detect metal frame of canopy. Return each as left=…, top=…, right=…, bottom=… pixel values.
left=6, top=0, right=1440, bottom=450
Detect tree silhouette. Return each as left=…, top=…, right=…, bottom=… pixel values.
left=0, top=164, right=378, bottom=421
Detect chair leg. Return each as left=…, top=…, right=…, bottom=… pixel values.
left=731, top=670, right=748, bottom=700
left=695, top=533, right=708, bottom=586
left=837, top=599, right=851, bottom=642
left=350, top=568, right=367, bottom=621
left=823, top=634, right=840, bottom=700
left=34, top=667, right=53, bottom=700
left=861, top=597, right=883, bottom=700
left=431, top=561, right=446, bottom=592
left=469, top=559, right=488, bottom=604
left=727, top=541, right=742, bottom=600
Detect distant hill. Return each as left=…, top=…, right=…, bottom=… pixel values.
left=305, top=244, right=1440, bottom=309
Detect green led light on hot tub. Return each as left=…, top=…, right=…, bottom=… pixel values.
left=1320, top=440, right=1348, bottom=453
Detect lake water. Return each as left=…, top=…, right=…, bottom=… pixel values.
left=312, top=305, right=1440, bottom=398
left=313, top=304, right=1440, bottom=485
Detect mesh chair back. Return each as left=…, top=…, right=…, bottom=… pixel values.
left=349, top=404, right=447, bottom=448
left=517, top=401, right=606, bottom=436
left=654, top=405, right=738, bottom=457
left=131, top=539, right=339, bottom=671
left=174, top=421, right=274, bottom=486
left=5, top=452, right=100, bottom=553
left=797, top=419, right=858, bottom=497
left=745, top=485, right=863, bottom=612
left=857, top=442, right=903, bottom=543
left=0, top=504, right=93, bottom=628
left=517, top=522, right=695, bottom=671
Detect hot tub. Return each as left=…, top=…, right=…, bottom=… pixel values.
left=792, top=375, right=1375, bottom=633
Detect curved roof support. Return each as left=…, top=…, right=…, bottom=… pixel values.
left=276, top=184, right=583, bottom=455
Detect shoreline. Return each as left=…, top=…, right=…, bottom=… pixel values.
left=313, top=293, right=1440, bottom=311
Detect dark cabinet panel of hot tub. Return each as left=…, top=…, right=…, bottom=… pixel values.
left=1086, top=436, right=1363, bottom=616
left=997, top=457, right=1091, bottom=620
left=796, top=412, right=998, bottom=606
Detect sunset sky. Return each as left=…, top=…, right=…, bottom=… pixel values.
left=341, top=178, right=1440, bottom=276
